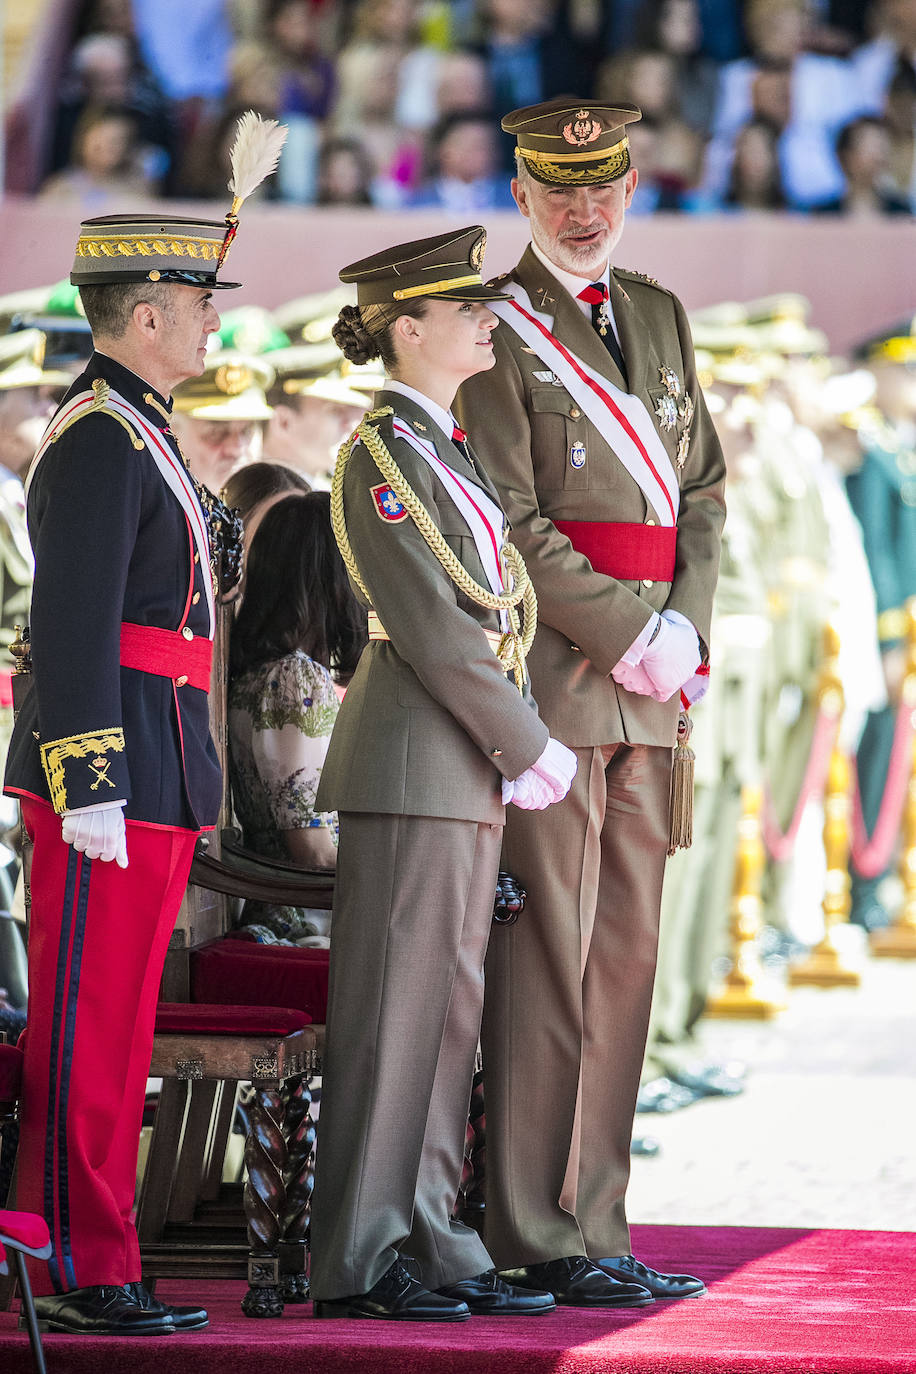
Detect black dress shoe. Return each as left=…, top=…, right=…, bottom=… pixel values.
left=314, top=1258, right=470, bottom=1321
left=594, top=1254, right=707, bottom=1299
left=498, top=1256, right=653, bottom=1308
left=124, top=1281, right=209, bottom=1330
left=437, top=1269, right=555, bottom=1315
left=28, top=1286, right=176, bottom=1334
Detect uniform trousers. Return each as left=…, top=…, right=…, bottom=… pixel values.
left=17, top=798, right=196, bottom=1294
left=309, top=811, right=501, bottom=1301
left=480, top=742, right=671, bottom=1268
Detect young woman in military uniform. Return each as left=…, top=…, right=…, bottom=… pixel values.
left=309, top=226, right=576, bottom=1321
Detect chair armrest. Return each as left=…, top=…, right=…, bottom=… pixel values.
left=189, top=842, right=335, bottom=909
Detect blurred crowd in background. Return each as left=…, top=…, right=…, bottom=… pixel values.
left=32, top=0, right=916, bottom=215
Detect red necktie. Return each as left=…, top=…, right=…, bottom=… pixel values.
left=452, top=424, right=467, bottom=443
left=578, top=281, right=627, bottom=384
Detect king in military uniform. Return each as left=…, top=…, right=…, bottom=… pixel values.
left=456, top=99, right=726, bottom=1304
left=4, top=115, right=286, bottom=1335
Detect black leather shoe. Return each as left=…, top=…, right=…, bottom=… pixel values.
left=594, top=1254, right=706, bottom=1299
left=437, top=1269, right=555, bottom=1315
left=498, top=1256, right=653, bottom=1308
left=28, top=1286, right=176, bottom=1334
left=314, top=1258, right=470, bottom=1321
left=124, top=1281, right=209, bottom=1330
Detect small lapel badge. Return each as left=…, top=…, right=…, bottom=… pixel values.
left=370, top=483, right=408, bottom=522
left=412, top=419, right=428, bottom=432
left=570, top=441, right=587, bottom=469
left=533, top=369, right=563, bottom=387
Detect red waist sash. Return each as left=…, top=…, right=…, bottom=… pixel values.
left=120, top=622, right=213, bottom=692
left=554, top=520, right=677, bottom=582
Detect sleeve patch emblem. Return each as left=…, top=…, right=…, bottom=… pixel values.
left=371, top=483, right=408, bottom=522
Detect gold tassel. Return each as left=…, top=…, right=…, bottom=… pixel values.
left=668, top=710, right=695, bottom=855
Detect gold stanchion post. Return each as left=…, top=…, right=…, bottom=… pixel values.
left=871, top=599, right=916, bottom=958
left=788, top=623, right=861, bottom=987
left=705, top=783, right=786, bottom=1019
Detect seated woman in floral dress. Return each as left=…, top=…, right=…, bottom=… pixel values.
left=228, top=491, right=367, bottom=941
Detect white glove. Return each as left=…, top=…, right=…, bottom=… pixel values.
left=61, top=801, right=129, bottom=868
left=501, top=736, right=577, bottom=810
left=639, top=612, right=702, bottom=703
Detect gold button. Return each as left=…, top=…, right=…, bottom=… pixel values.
left=194, top=552, right=200, bottom=564
left=645, top=518, right=656, bottom=526
left=175, top=675, right=188, bottom=687
left=192, top=591, right=201, bottom=604
left=490, top=748, right=503, bottom=758
left=569, top=407, right=581, bottom=419
left=569, top=643, right=581, bottom=652
left=182, top=626, right=194, bottom=641
left=642, top=579, right=654, bottom=589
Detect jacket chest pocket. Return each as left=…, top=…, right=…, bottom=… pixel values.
left=529, top=385, right=590, bottom=490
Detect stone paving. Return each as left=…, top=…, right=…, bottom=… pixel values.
left=628, top=954, right=916, bottom=1232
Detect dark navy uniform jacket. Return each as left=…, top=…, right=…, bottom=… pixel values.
left=4, top=351, right=222, bottom=831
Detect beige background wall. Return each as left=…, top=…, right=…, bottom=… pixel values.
left=0, top=198, right=911, bottom=354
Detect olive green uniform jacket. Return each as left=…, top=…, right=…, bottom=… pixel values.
left=457, top=247, right=726, bottom=747
left=315, top=389, right=548, bottom=822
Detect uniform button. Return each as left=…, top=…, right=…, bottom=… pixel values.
left=194, top=552, right=200, bottom=564
left=645, top=518, right=656, bottom=526
left=490, top=748, right=503, bottom=758
left=175, top=675, right=188, bottom=687
left=192, top=591, right=201, bottom=604
left=642, top=579, right=654, bottom=589
left=569, top=407, right=581, bottom=419
left=182, top=626, right=194, bottom=641
left=569, top=643, right=581, bottom=652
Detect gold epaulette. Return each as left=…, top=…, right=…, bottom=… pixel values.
left=617, top=267, right=667, bottom=292
left=48, top=379, right=144, bottom=451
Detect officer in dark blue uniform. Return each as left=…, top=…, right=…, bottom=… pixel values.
left=3, top=208, right=250, bottom=1336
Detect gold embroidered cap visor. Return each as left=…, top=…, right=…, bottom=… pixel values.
left=172, top=351, right=275, bottom=420
left=70, top=213, right=242, bottom=289
left=502, top=98, right=642, bottom=185
left=339, top=226, right=511, bottom=307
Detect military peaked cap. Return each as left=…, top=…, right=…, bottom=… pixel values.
left=339, top=226, right=510, bottom=307
left=503, top=98, right=642, bottom=185
left=71, top=213, right=242, bottom=289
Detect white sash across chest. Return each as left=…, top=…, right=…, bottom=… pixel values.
left=28, top=386, right=215, bottom=638
left=489, top=283, right=681, bottom=527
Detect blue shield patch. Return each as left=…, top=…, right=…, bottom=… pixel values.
left=371, top=483, right=407, bottom=523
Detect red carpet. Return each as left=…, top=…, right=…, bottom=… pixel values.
left=2, top=1225, right=914, bottom=1373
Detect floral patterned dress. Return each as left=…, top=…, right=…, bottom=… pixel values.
left=228, top=651, right=339, bottom=941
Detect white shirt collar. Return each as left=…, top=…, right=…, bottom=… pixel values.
left=530, top=240, right=610, bottom=308
left=384, top=379, right=458, bottom=441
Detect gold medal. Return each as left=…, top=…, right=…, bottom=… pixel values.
left=654, top=394, right=678, bottom=431
left=659, top=365, right=681, bottom=399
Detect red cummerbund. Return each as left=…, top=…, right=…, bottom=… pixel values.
left=120, top=622, right=213, bottom=693
left=554, top=520, right=677, bottom=582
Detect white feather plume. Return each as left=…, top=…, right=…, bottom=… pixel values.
left=227, top=111, right=288, bottom=212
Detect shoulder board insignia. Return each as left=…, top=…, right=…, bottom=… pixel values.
left=618, top=267, right=666, bottom=290
left=370, top=482, right=408, bottom=523
left=488, top=272, right=510, bottom=286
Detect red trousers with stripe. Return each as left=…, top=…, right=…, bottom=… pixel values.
left=17, top=798, right=196, bottom=1294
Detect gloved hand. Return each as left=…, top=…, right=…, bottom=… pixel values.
left=501, top=736, right=577, bottom=810
left=611, top=658, right=657, bottom=698
left=640, top=612, right=702, bottom=703
left=61, top=801, right=129, bottom=868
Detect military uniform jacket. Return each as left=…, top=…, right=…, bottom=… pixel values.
left=4, top=351, right=222, bottom=831
left=456, top=247, right=726, bottom=748
left=315, top=389, right=548, bottom=823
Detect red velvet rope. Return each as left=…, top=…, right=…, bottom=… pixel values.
left=762, top=709, right=837, bottom=863
left=849, top=697, right=916, bottom=879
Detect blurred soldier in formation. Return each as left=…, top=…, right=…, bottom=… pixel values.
left=170, top=350, right=274, bottom=493
left=845, top=318, right=916, bottom=929
left=263, top=349, right=366, bottom=489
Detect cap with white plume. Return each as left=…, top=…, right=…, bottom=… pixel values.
left=70, top=111, right=288, bottom=290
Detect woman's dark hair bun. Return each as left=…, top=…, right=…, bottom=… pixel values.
left=333, top=304, right=380, bottom=365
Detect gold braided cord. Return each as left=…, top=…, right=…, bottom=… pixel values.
left=75, top=235, right=221, bottom=260
left=519, top=136, right=628, bottom=165
left=523, top=149, right=630, bottom=183
left=48, top=379, right=145, bottom=450
left=392, top=274, right=482, bottom=301
left=331, top=407, right=537, bottom=690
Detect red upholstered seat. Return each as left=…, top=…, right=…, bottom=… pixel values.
left=154, top=1002, right=310, bottom=1036
left=0, top=1042, right=23, bottom=1106
left=189, top=938, right=330, bottom=1024
left=0, top=1208, right=51, bottom=1255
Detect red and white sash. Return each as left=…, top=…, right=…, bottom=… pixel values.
left=28, top=387, right=214, bottom=638
left=490, top=284, right=680, bottom=526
